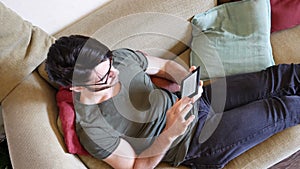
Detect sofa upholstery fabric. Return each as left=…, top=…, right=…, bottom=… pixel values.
left=0, top=2, right=55, bottom=102
left=2, top=72, right=87, bottom=169
left=1, top=0, right=300, bottom=168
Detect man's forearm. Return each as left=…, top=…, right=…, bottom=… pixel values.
left=163, top=60, right=189, bottom=84
left=133, top=131, right=176, bottom=169
left=146, top=55, right=189, bottom=84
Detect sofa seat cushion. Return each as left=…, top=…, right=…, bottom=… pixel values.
left=0, top=2, right=55, bottom=102
left=223, top=125, right=300, bottom=168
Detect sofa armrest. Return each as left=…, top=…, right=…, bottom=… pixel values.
left=2, top=72, right=86, bottom=169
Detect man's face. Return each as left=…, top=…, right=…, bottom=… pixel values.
left=85, top=59, right=119, bottom=92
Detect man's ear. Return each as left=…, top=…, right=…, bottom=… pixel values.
left=70, top=86, right=84, bottom=92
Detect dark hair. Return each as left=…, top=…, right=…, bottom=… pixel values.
left=45, top=35, right=111, bottom=87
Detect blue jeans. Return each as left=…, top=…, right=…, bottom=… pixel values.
left=182, top=64, right=300, bottom=169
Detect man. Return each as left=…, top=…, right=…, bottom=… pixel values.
left=46, top=35, right=300, bottom=169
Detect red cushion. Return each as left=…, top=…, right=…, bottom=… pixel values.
left=56, top=87, right=89, bottom=155
left=271, top=0, right=300, bottom=32
left=150, top=76, right=180, bottom=93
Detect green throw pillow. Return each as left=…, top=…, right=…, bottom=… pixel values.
left=190, top=0, right=275, bottom=80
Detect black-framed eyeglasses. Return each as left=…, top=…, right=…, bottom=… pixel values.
left=74, top=56, right=113, bottom=91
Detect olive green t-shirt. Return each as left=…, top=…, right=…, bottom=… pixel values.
left=75, top=49, right=198, bottom=166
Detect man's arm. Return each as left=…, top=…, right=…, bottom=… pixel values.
left=144, top=54, right=189, bottom=84
left=103, top=97, right=195, bottom=169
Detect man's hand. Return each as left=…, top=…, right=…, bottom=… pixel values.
left=163, top=97, right=195, bottom=139
left=163, top=65, right=203, bottom=139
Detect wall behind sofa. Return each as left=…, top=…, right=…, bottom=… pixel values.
left=1, top=0, right=110, bottom=35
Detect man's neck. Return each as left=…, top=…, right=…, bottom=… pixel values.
left=79, top=82, right=121, bottom=105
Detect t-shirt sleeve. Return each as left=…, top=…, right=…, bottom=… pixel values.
left=75, top=105, right=121, bottom=159
left=77, top=124, right=120, bottom=159
left=135, top=50, right=149, bottom=70
left=112, top=48, right=148, bottom=71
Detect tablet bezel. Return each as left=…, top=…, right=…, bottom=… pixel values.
left=180, top=66, right=200, bottom=98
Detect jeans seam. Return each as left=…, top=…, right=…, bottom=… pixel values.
left=265, top=84, right=297, bottom=99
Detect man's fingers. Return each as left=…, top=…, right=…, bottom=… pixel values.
left=173, top=97, right=190, bottom=110
left=189, top=66, right=196, bottom=72
left=184, top=115, right=195, bottom=126
left=180, top=101, right=193, bottom=118
left=178, top=97, right=193, bottom=113
left=199, top=80, right=203, bottom=86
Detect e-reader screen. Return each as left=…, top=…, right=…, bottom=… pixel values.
left=181, top=66, right=200, bottom=98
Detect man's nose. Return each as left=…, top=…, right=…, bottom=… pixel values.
left=109, top=67, right=119, bottom=77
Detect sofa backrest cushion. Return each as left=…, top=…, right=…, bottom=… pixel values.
left=38, top=0, right=216, bottom=88
left=0, top=2, right=55, bottom=102
left=54, top=0, right=217, bottom=38
left=53, top=0, right=216, bottom=58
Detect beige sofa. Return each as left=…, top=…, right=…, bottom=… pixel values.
left=1, top=0, right=300, bottom=168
